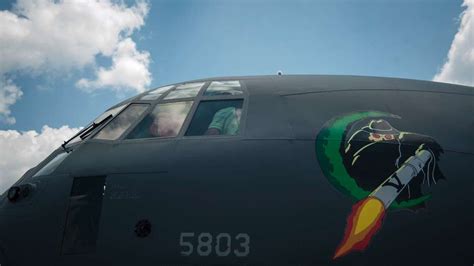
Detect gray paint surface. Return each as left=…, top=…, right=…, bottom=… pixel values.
left=0, top=75, right=472, bottom=266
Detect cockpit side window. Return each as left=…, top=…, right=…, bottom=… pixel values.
left=94, top=104, right=149, bottom=140
left=185, top=100, right=244, bottom=136
left=126, top=101, right=194, bottom=139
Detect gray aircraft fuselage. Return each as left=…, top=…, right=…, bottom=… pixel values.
left=0, top=75, right=472, bottom=266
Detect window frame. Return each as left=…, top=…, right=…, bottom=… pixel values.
left=87, top=80, right=249, bottom=143
left=182, top=98, right=246, bottom=138
left=122, top=100, right=195, bottom=141
left=177, top=80, right=249, bottom=140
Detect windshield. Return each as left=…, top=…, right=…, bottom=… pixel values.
left=63, top=104, right=127, bottom=148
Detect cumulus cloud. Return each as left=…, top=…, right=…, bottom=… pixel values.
left=0, top=78, right=23, bottom=124
left=77, top=38, right=151, bottom=93
left=0, top=125, right=80, bottom=193
left=0, top=0, right=151, bottom=124
left=434, top=0, right=474, bottom=86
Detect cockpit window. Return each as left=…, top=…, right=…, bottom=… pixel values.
left=140, top=85, right=174, bottom=100
left=126, top=101, right=193, bottom=139
left=185, top=100, right=243, bottom=136
left=64, top=104, right=128, bottom=146
left=94, top=104, right=149, bottom=140
left=33, top=152, right=70, bottom=177
left=204, top=81, right=243, bottom=96
left=94, top=104, right=127, bottom=124
left=164, top=82, right=205, bottom=100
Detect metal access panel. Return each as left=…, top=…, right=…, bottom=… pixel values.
left=61, top=176, right=106, bottom=255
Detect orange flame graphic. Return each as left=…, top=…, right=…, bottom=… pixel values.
left=333, top=197, right=386, bottom=259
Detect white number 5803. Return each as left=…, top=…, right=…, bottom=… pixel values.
left=179, top=232, right=250, bottom=257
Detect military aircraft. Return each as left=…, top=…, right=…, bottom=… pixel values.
left=0, top=75, right=472, bottom=266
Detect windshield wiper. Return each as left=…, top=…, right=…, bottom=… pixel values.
left=61, top=114, right=113, bottom=151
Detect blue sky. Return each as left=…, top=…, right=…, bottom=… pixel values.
left=0, top=0, right=472, bottom=189
left=0, top=0, right=466, bottom=132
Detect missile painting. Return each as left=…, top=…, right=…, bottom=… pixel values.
left=333, top=147, right=431, bottom=258
left=315, top=111, right=445, bottom=259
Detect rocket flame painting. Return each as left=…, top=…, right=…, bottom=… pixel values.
left=315, top=111, right=445, bottom=259
left=333, top=197, right=385, bottom=259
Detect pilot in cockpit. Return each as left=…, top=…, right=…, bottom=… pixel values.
left=205, top=106, right=242, bottom=136
left=127, top=108, right=181, bottom=139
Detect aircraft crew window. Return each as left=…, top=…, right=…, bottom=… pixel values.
left=33, top=152, right=70, bottom=177
left=204, top=81, right=243, bottom=96
left=185, top=100, right=243, bottom=136
left=64, top=104, right=127, bottom=146
left=127, top=101, right=193, bottom=139
left=94, top=104, right=127, bottom=124
left=164, top=82, right=205, bottom=100
left=140, top=85, right=174, bottom=100
left=94, top=104, right=149, bottom=140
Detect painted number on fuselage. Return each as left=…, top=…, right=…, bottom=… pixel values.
left=179, top=232, right=250, bottom=257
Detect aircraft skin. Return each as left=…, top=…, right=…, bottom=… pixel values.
left=0, top=75, right=472, bottom=266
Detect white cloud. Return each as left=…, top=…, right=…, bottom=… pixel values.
left=0, top=125, right=80, bottom=193
left=0, top=78, right=23, bottom=125
left=0, top=0, right=149, bottom=72
left=0, top=0, right=151, bottom=124
left=77, top=38, right=151, bottom=93
left=434, top=0, right=474, bottom=86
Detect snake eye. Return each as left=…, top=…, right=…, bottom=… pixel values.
left=384, top=134, right=394, bottom=140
